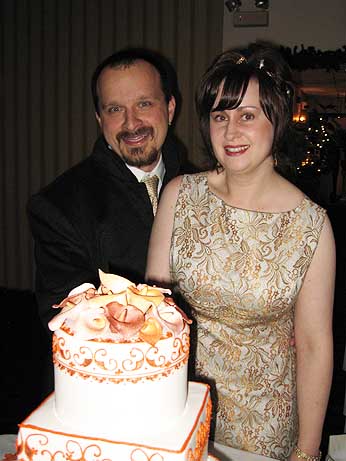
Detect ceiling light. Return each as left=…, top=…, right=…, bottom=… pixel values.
left=255, top=0, right=269, bottom=9
left=225, top=0, right=242, bottom=12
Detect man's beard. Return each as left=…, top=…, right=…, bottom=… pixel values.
left=122, top=146, right=159, bottom=167
left=116, top=127, right=159, bottom=167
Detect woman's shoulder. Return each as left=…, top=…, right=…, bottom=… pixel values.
left=270, top=175, right=325, bottom=215
left=282, top=178, right=327, bottom=213
left=272, top=176, right=304, bottom=208
left=276, top=178, right=328, bottom=236
left=166, top=171, right=207, bottom=190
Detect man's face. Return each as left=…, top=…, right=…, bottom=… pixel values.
left=95, top=60, right=176, bottom=172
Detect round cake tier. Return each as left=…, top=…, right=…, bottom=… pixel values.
left=53, top=325, right=190, bottom=435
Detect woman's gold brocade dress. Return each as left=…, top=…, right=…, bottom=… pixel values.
left=169, top=173, right=326, bottom=461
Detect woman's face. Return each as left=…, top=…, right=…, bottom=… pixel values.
left=209, top=78, right=274, bottom=175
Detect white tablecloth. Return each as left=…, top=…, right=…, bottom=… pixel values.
left=0, top=434, right=278, bottom=461
left=0, top=435, right=16, bottom=460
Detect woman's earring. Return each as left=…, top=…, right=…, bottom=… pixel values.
left=216, top=162, right=223, bottom=173
left=273, top=152, right=278, bottom=168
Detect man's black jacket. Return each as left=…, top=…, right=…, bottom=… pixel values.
left=27, top=134, right=189, bottom=332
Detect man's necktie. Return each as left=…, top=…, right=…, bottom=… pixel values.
left=142, top=175, right=159, bottom=215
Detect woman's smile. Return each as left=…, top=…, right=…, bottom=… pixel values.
left=224, top=144, right=250, bottom=156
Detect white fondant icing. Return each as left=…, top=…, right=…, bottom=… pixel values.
left=53, top=324, right=189, bottom=435
left=17, top=382, right=211, bottom=461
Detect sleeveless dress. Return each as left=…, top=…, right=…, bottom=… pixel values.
left=169, top=172, right=326, bottom=461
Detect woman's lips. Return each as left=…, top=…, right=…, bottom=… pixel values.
left=224, top=145, right=249, bottom=156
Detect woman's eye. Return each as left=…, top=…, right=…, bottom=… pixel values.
left=241, top=113, right=255, bottom=121
left=212, top=113, right=227, bottom=122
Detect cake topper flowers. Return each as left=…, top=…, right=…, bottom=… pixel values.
left=48, top=270, right=191, bottom=344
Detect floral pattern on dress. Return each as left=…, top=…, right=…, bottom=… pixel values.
left=170, top=172, right=326, bottom=461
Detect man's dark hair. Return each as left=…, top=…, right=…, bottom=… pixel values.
left=91, top=47, right=179, bottom=115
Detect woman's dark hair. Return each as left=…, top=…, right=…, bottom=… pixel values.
left=91, top=47, right=179, bottom=115
left=195, top=43, right=295, bottom=170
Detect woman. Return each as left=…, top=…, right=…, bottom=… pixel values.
left=145, top=44, right=335, bottom=461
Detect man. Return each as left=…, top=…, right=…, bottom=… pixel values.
left=27, top=47, right=189, bottom=336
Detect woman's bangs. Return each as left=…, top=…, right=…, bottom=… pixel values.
left=212, top=72, right=249, bottom=112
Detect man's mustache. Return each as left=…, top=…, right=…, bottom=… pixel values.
left=117, top=127, right=154, bottom=143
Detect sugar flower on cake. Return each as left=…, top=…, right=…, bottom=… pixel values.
left=72, top=306, right=110, bottom=338
left=48, top=270, right=191, bottom=344
left=103, top=301, right=145, bottom=339
left=149, top=297, right=192, bottom=335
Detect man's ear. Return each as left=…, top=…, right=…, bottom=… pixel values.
left=95, top=112, right=102, bottom=128
left=168, top=96, right=176, bottom=125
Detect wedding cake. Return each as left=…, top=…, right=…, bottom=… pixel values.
left=16, top=270, right=216, bottom=461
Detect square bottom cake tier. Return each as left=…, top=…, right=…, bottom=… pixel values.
left=17, top=381, right=213, bottom=461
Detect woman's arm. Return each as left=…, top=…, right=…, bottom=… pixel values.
left=291, top=215, right=336, bottom=461
left=145, top=175, right=183, bottom=287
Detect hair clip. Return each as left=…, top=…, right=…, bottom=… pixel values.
left=258, top=60, right=274, bottom=79
left=236, top=56, right=246, bottom=64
